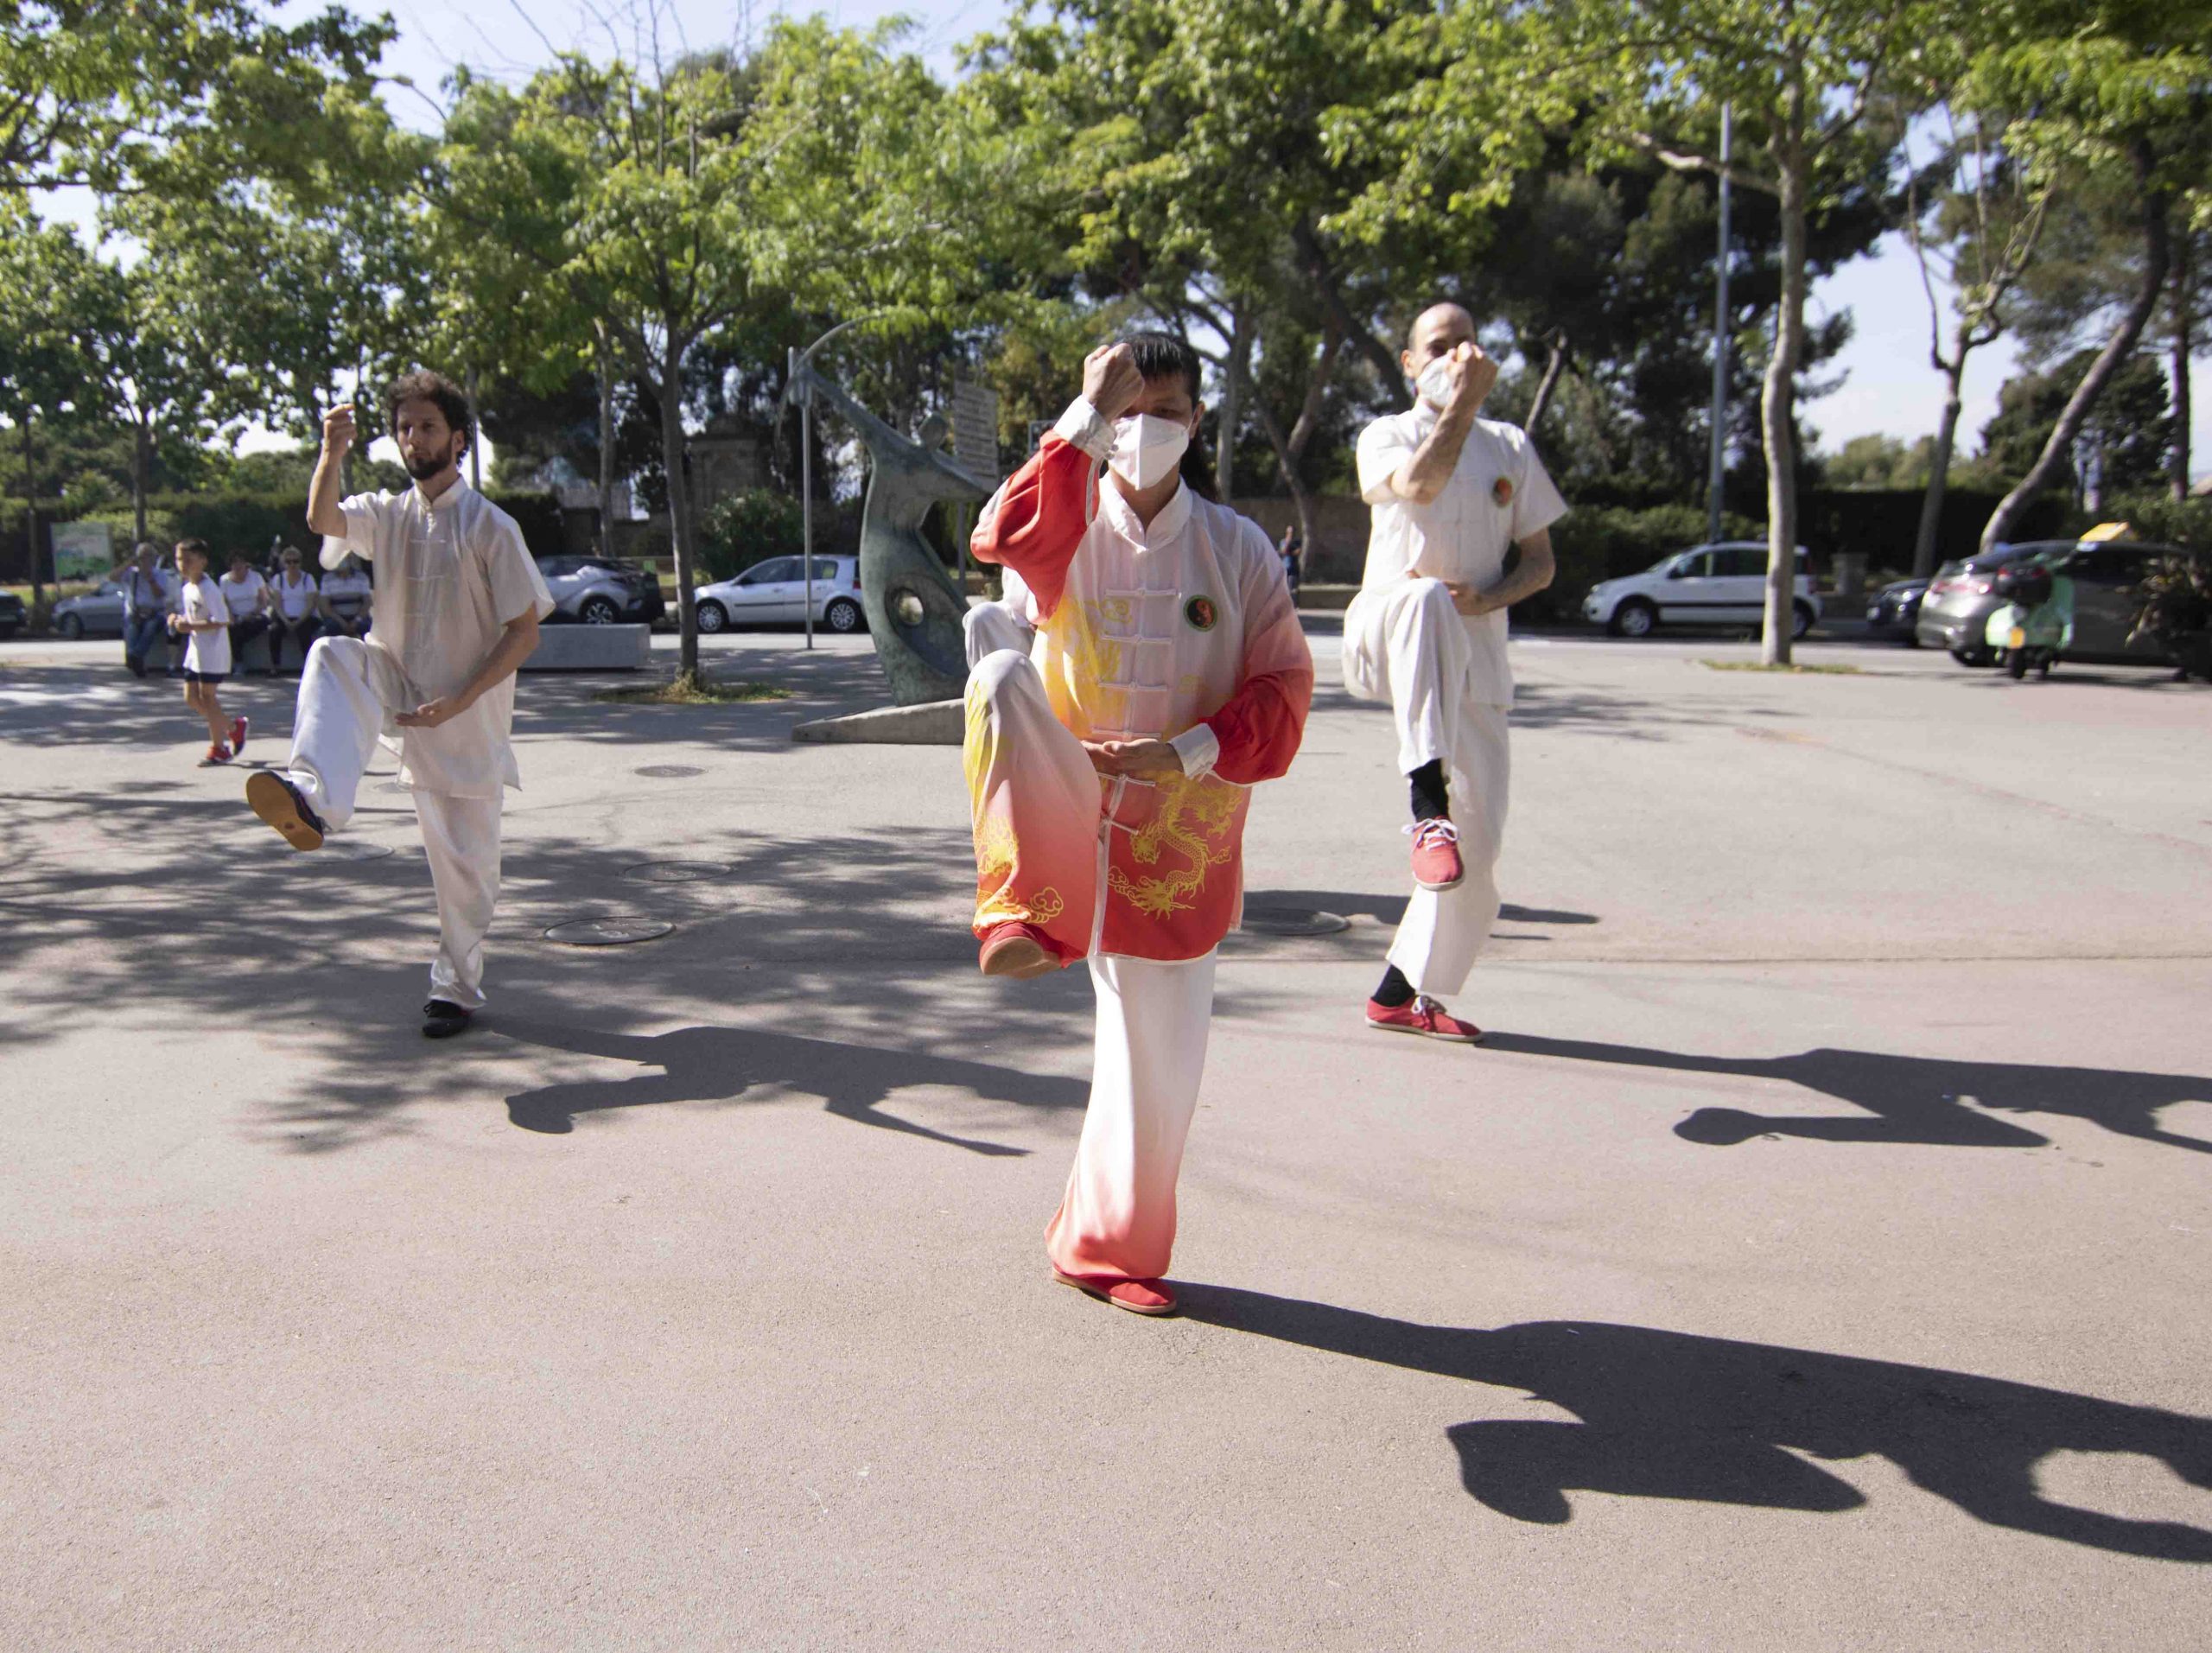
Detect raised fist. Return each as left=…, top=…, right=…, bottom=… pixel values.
left=321, top=403, right=357, bottom=455
left=1448, top=343, right=1499, bottom=412
left=1081, top=343, right=1146, bottom=423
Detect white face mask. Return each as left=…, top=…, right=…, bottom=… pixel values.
left=1416, top=358, right=1455, bottom=410
left=1108, top=413, right=1191, bottom=490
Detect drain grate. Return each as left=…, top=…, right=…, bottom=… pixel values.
left=1240, top=907, right=1351, bottom=937
left=621, top=861, right=731, bottom=884
left=634, top=764, right=703, bottom=779
left=542, top=916, right=675, bottom=946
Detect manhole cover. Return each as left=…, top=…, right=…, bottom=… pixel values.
left=542, top=916, right=675, bottom=946
left=621, top=861, right=731, bottom=884
left=634, top=764, right=702, bottom=779
left=1240, top=907, right=1350, bottom=937
left=320, top=840, right=396, bottom=861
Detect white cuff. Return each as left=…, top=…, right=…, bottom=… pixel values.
left=1053, top=397, right=1115, bottom=462
left=1168, top=722, right=1220, bottom=778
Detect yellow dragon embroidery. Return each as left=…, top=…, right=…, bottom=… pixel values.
left=1107, top=769, right=1241, bottom=918
left=965, top=679, right=1066, bottom=928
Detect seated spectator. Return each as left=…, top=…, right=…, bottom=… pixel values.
left=319, top=553, right=373, bottom=639
left=267, top=546, right=322, bottom=675
left=118, top=544, right=179, bottom=679
left=219, top=548, right=271, bottom=675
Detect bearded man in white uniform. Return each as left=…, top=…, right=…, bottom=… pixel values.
left=245, top=371, right=553, bottom=1039
left=1343, top=303, right=1567, bottom=1043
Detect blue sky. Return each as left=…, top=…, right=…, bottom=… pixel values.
left=47, top=0, right=2212, bottom=477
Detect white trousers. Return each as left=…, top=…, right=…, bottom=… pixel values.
left=963, top=597, right=1035, bottom=670
left=283, top=636, right=505, bottom=1010
left=1046, top=950, right=1218, bottom=1283
left=1343, top=578, right=1511, bottom=1001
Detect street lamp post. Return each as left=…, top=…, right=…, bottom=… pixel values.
left=786, top=315, right=883, bottom=652
left=1707, top=103, right=1733, bottom=546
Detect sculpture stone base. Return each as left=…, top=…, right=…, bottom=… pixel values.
left=790, top=698, right=963, bottom=746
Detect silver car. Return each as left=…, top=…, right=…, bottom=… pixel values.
left=695, top=555, right=866, bottom=634
left=51, top=580, right=129, bottom=639
left=1916, top=542, right=2075, bottom=664
left=536, top=555, right=666, bottom=626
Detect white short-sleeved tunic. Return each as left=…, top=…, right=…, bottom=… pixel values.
left=1352, top=410, right=1568, bottom=706
left=324, top=480, right=555, bottom=798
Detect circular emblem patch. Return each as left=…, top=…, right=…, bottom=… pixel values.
left=1492, top=475, right=1516, bottom=506
left=1185, top=595, right=1217, bottom=632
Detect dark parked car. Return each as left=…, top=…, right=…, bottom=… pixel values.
left=0, top=588, right=24, bottom=639
left=2043, top=540, right=2197, bottom=666
left=1915, top=542, right=2069, bottom=664
left=1865, top=577, right=1927, bottom=642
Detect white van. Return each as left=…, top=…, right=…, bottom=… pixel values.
left=1582, top=541, right=1821, bottom=639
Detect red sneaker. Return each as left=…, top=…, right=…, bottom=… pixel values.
left=1408, top=818, right=1464, bottom=891
left=1365, top=995, right=1483, bottom=1043
left=1053, top=1270, right=1178, bottom=1316
left=201, top=742, right=233, bottom=766
left=980, top=920, right=1064, bottom=979
left=228, top=715, right=248, bottom=753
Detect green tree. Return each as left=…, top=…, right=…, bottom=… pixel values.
left=1902, top=111, right=2055, bottom=575
left=1342, top=0, right=1957, bottom=661
left=1980, top=350, right=2173, bottom=502
left=0, top=222, right=104, bottom=605
left=1967, top=3, right=2212, bottom=546
left=0, top=0, right=390, bottom=194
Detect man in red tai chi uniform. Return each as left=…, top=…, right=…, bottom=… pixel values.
left=963, top=333, right=1313, bottom=1317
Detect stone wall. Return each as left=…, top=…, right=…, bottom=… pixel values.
left=1231, top=495, right=1370, bottom=582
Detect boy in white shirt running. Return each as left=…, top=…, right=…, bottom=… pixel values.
left=169, top=538, right=248, bottom=765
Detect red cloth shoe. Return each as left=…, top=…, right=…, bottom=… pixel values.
left=201, top=741, right=233, bottom=766
left=1408, top=818, right=1464, bottom=891
left=1053, top=1270, right=1178, bottom=1316
left=228, top=715, right=248, bottom=754
left=979, top=920, right=1065, bottom=979
left=1365, top=995, right=1484, bottom=1043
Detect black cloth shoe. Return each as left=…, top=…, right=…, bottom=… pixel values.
left=423, top=1000, right=473, bottom=1039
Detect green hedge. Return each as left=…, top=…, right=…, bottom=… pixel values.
left=1528, top=504, right=1763, bottom=621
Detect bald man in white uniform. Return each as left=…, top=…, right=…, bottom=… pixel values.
left=1342, top=303, right=1567, bottom=1042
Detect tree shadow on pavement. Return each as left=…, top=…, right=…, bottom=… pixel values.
left=493, top=1016, right=1088, bottom=1153
left=1180, top=1286, right=2212, bottom=1561
left=0, top=785, right=1096, bottom=1153
left=1480, top=1033, right=2212, bottom=1154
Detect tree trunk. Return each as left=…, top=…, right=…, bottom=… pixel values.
left=1912, top=346, right=1969, bottom=579
left=1291, top=220, right=1402, bottom=406
left=131, top=416, right=151, bottom=546
left=1983, top=139, right=2172, bottom=550
left=1215, top=308, right=1251, bottom=503
left=2172, top=228, right=2194, bottom=504
left=467, top=364, right=482, bottom=491
left=1524, top=331, right=1568, bottom=436
left=657, top=354, right=700, bottom=681
left=596, top=335, right=616, bottom=561
left=1760, top=105, right=1809, bottom=666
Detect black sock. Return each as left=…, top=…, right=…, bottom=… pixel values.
left=1372, top=964, right=1417, bottom=1008
left=1408, top=760, right=1448, bottom=823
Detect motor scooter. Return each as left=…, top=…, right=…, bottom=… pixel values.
left=1983, top=562, right=2073, bottom=680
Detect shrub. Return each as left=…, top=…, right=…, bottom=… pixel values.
left=1530, top=504, right=1762, bottom=621
left=698, top=487, right=804, bottom=581
left=2087, top=493, right=2212, bottom=554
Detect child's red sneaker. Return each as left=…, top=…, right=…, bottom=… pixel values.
left=201, top=742, right=233, bottom=766
left=1365, top=995, right=1483, bottom=1043
left=1408, top=817, right=1464, bottom=891
left=228, top=715, right=248, bottom=753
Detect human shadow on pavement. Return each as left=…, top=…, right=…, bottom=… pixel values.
left=495, top=1017, right=1087, bottom=1153
left=1180, top=1286, right=2212, bottom=1561
left=1480, top=1033, right=2212, bottom=1154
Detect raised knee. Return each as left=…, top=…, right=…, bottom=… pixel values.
left=969, top=647, right=1038, bottom=703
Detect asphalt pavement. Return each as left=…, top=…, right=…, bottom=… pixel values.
left=2, top=621, right=2208, bottom=1650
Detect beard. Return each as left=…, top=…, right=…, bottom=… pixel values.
left=402, top=441, right=460, bottom=480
